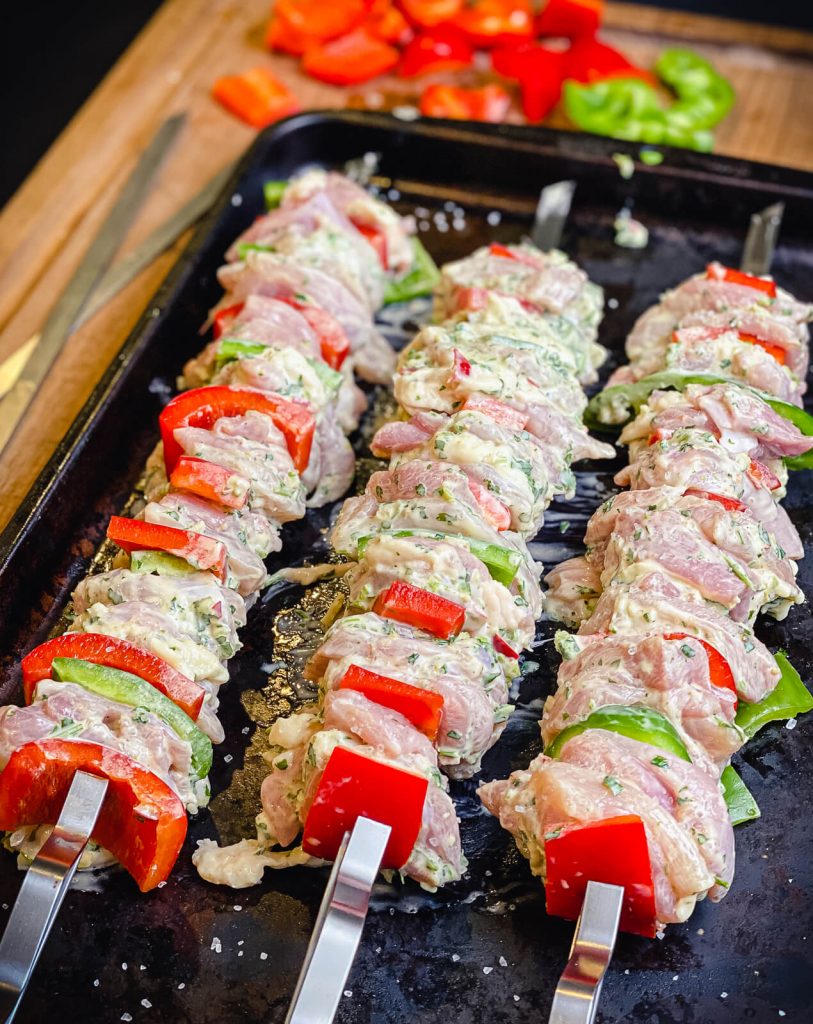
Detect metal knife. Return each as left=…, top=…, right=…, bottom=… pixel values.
left=0, top=113, right=186, bottom=451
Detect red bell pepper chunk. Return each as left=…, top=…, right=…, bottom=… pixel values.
left=278, top=297, right=351, bottom=370
left=107, top=516, right=228, bottom=580
left=265, top=12, right=317, bottom=56
left=398, top=25, right=474, bottom=78
left=463, top=394, right=528, bottom=431
left=451, top=347, right=472, bottom=378
left=277, top=0, right=366, bottom=40
left=213, top=302, right=245, bottom=340
left=664, top=632, right=737, bottom=707
left=647, top=428, right=673, bottom=446
left=706, top=264, right=777, bottom=299
left=491, top=42, right=564, bottom=121
left=457, top=0, right=533, bottom=48
left=21, top=633, right=205, bottom=719
left=352, top=220, right=389, bottom=268
left=212, top=68, right=300, bottom=129
left=468, top=478, right=511, bottom=531
left=373, top=580, right=466, bottom=639
left=535, top=0, right=603, bottom=39
left=420, top=83, right=511, bottom=123
left=159, top=385, right=315, bottom=476
left=302, top=27, right=399, bottom=85
left=683, top=488, right=747, bottom=514
left=545, top=814, right=657, bottom=937
left=0, top=740, right=187, bottom=892
left=339, top=664, right=444, bottom=739
left=489, top=242, right=515, bottom=260
left=493, top=633, right=520, bottom=659
left=747, top=458, right=781, bottom=492
left=399, top=0, right=464, bottom=29
left=366, top=2, right=412, bottom=45
left=563, top=37, right=654, bottom=86
left=301, top=745, right=428, bottom=868
left=169, top=456, right=250, bottom=510
left=738, top=331, right=786, bottom=365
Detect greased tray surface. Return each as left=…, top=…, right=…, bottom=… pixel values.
left=1, top=112, right=812, bottom=1023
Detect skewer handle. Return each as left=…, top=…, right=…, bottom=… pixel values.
left=547, top=881, right=624, bottom=1024
left=285, top=816, right=391, bottom=1024
left=0, top=771, right=108, bottom=1024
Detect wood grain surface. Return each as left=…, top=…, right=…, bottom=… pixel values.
left=0, top=0, right=811, bottom=531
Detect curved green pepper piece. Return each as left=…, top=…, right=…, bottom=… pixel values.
left=545, top=704, right=692, bottom=761
left=263, top=180, right=288, bottom=210
left=735, top=651, right=813, bottom=738
left=52, top=657, right=213, bottom=780
left=383, top=238, right=440, bottom=305
left=721, top=765, right=761, bottom=826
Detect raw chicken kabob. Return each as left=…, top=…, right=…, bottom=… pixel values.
left=480, top=263, right=813, bottom=937
left=0, top=171, right=428, bottom=892
left=194, top=241, right=616, bottom=889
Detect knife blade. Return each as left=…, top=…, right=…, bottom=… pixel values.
left=0, top=113, right=185, bottom=451
left=740, top=201, right=784, bottom=276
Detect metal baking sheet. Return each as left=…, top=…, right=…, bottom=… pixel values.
left=1, top=111, right=812, bottom=1023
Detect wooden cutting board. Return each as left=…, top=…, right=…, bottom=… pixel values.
left=0, top=0, right=811, bottom=531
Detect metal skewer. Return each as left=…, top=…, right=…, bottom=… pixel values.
left=740, top=202, right=784, bottom=277
left=529, top=180, right=577, bottom=252
left=285, top=816, right=391, bottom=1024
left=0, top=771, right=108, bottom=1024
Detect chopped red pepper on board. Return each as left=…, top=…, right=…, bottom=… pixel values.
left=277, top=0, right=366, bottom=40
left=278, top=297, right=351, bottom=369
left=664, top=632, right=738, bottom=707
left=399, top=0, right=464, bottom=29
left=212, top=68, right=300, bottom=129
left=159, top=386, right=315, bottom=475
left=21, top=633, right=205, bottom=719
left=467, top=478, right=511, bottom=531
left=462, top=394, right=529, bottom=431
left=747, top=458, right=782, bottom=492
left=563, top=37, right=655, bottom=86
left=213, top=302, right=245, bottom=340
left=373, top=580, right=466, bottom=639
left=399, top=25, right=474, bottom=77
left=457, top=0, right=534, bottom=48
left=420, top=83, right=511, bottom=122
left=491, top=41, right=564, bottom=121
left=170, top=456, right=250, bottom=510
left=301, top=745, right=428, bottom=867
left=339, top=664, right=444, bottom=739
left=536, top=0, right=603, bottom=39
left=0, top=739, right=187, bottom=892
left=366, top=1, right=412, bottom=45
left=302, top=27, right=399, bottom=85
left=683, top=488, right=748, bottom=514
left=706, top=264, right=777, bottom=298
left=544, top=814, right=657, bottom=937
left=107, top=516, right=228, bottom=580
left=493, top=633, right=520, bottom=659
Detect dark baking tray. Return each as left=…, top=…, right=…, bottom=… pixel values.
left=1, top=111, right=812, bottom=1024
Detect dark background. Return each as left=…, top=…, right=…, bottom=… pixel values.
left=1, top=0, right=811, bottom=208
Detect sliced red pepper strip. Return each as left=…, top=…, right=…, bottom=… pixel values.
left=302, top=27, right=399, bottom=85
left=0, top=739, right=187, bottom=892
left=107, top=516, right=227, bottom=580
left=159, top=386, right=315, bottom=476
left=169, top=456, right=250, bottom=510
left=398, top=26, right=474, bottom=78
left=213, top=302, right=245, bottom=340
left=301, top=745, right=428, bottom=868
left=747, top=458, right=781, bottom=492
left=420, top=83, right=511, bottom=122
left=664, top=632, right=738, bottom=708
left=373, top=580, right=465, bottom=639
left=352, top=220, right=389, bottom=267
left=671, top=325, right=787, bottom=366
left=212, top=68, right=300, bottom=129
left=489, top=242, right=515, bottom=260
left=563, top=37, right=654, bottom=86
left=462, top=394, right=528, bottom=431
left=454, top=285, right=538, bottom=315
left=683, top=488, right=747, bottom=513
left=535, top=0, right=603, bottom=40
left=493, top=634, right=520, bottom=659
left=468, top=478, right=511, bottom=531
left=399, top=0, right=464, bottom=28
left=457, top=0, right=534, bottom=48
left=545, top=815, right=657, bottom=938
left=21, top=633, right=205, bottom=718
left=278, top=297, right=351, bottom=370
left=706, top=264, right=777, bottom=298
left=339, top=664, right=444, bottom=739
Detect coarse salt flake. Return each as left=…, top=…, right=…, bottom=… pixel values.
left=121, top=1016, right=132, bottom=1023
left=233, top=905, right=242, bottom=911
left=499, top=956, right=508, bottom=967
left=451, top=954, right=460, bottom=962
left=211, top=937, right=222, bottom=953
left=141, top=999, right=152, bottom=1009
left=260, top=952, right=268, bottom=961
left=93, top=979, right=99, bottom=987
left=483, top=967, right=493, bottom=975
left=344, top=990, right=353, bottom=998
left=223, top=754, right=233, bottom=764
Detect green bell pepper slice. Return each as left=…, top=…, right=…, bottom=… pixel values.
left=545, top=704, right=692, bottom=761
left=720, top=765, right=760, bottom=826
left=355, top=528, right=521, bottom=587
left=215, top=338, right=268, bottom=370
left=263, top=180, right=288, bottom=210
left=130, top=550, right=199, bottom=577
left=51, top=657, right=213, bottom=780
left=735, top=651, right=813, bottom=739
left=383, top=238, right=440, bottom=305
